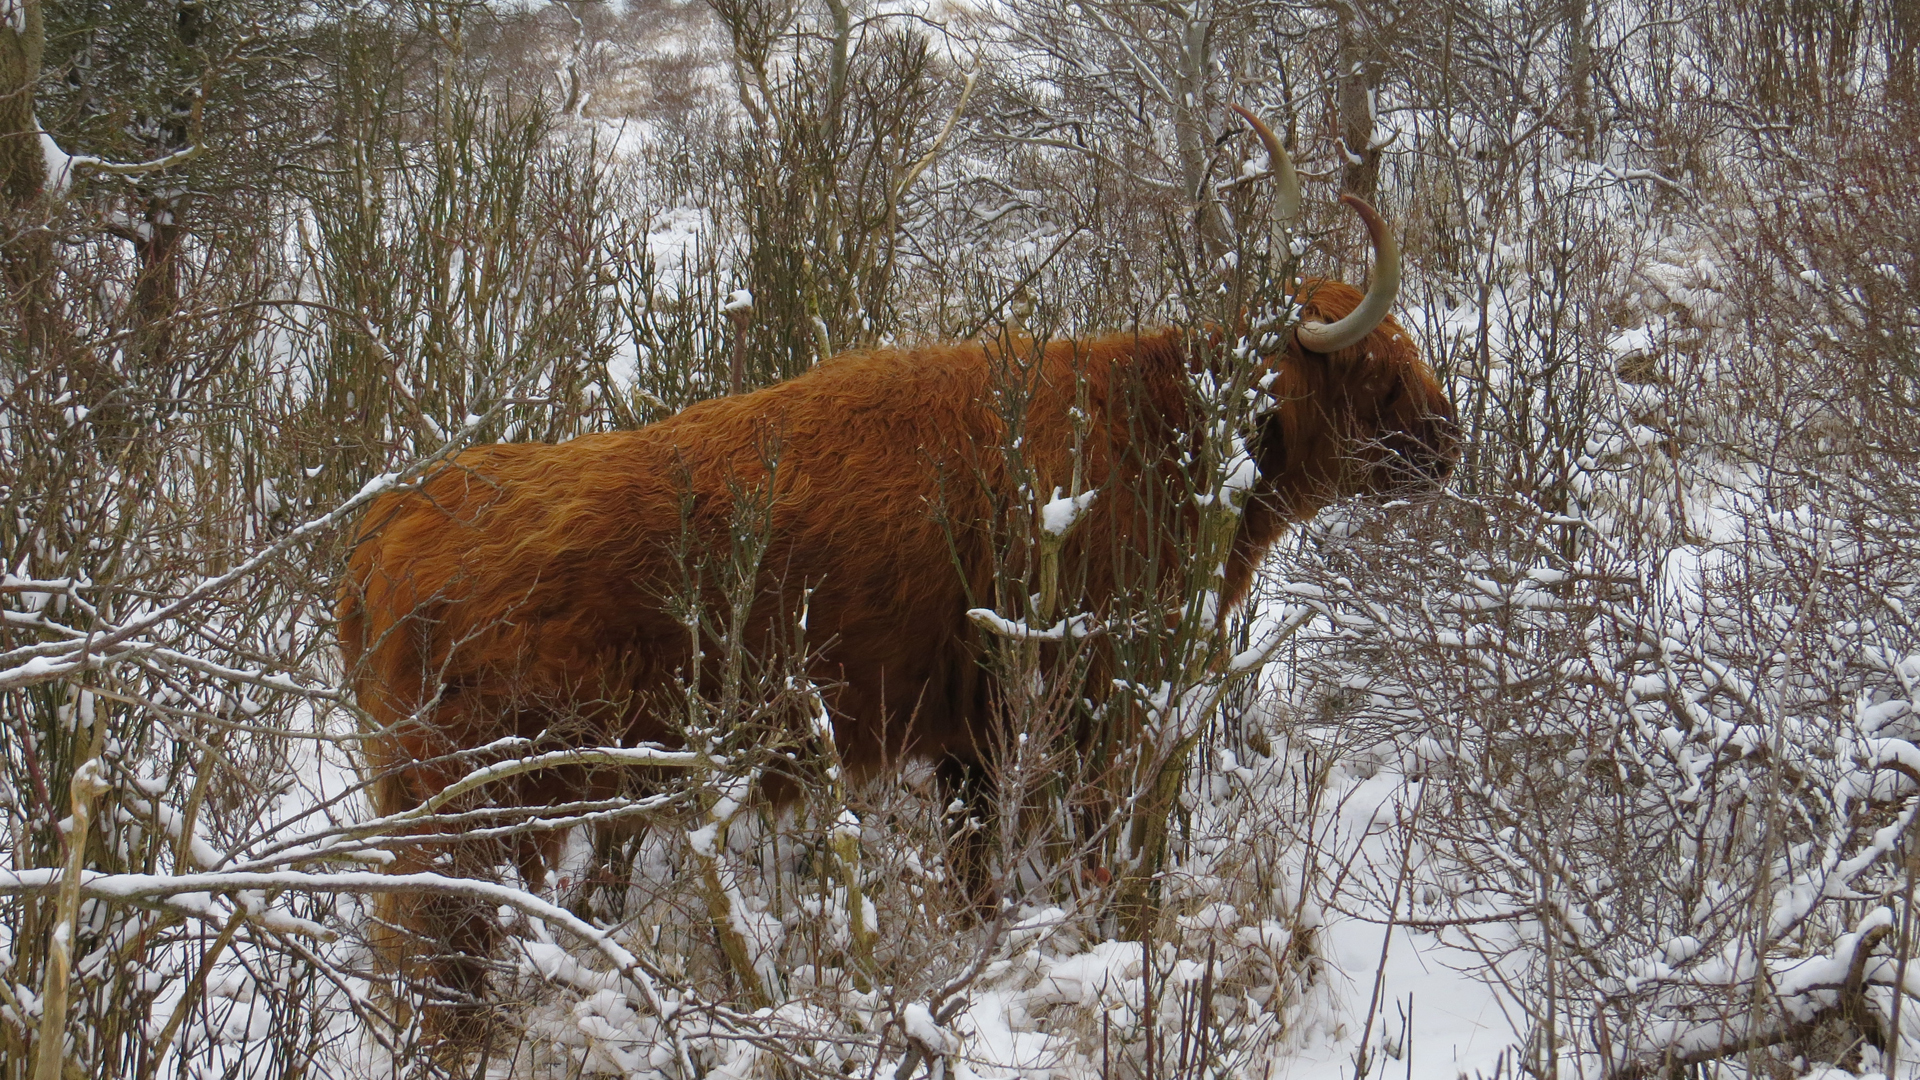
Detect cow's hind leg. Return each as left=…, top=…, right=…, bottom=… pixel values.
left=366, top=752, right=519, bottom=1052
left=572, top=817, right=648, bottom=922
left=374, top=835, right=513, bottom=1050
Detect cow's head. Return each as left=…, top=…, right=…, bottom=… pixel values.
left=1229, top=107, right=1460, bottom=518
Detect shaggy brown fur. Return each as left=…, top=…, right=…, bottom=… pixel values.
left=338, top=279, right=1456, bottom=1024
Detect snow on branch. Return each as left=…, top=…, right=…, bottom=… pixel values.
left=967, top=607, right=1098, bottom=641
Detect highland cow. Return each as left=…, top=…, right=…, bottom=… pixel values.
left=337, top=109, right=1458, bottom=1027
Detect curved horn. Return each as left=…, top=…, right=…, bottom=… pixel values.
left=1295, top=194, right=1402, bottom=354
left=1229, top=104, right=1299, bottom=225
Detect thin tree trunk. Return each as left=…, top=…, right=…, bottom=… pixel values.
left=134, top=198, right=183, bottom=365
left=1334, top=3, right=1382, bottom=200
left=0, top=0, right=44, bottom=209
left=132, top=0, right=205, bottom=367
left=1173, top=13, right=1229, bottom=258
left=1565, top=0, right=1595, bottom=158
left=0, top=0, right=56, bottom=364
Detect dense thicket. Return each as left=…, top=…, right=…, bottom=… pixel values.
left=0, top=0, right=1914, bottom=1077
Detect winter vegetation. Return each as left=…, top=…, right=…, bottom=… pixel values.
left=0, top=0, right=1917, bottom=1077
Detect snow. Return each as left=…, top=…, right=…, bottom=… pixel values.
left=1297, top=925, right=1515, bottom=1080
left=686, top=823, right=719, bottom=858
left=723, top=758, right=1527, bottom=1080
left=1029, top=940, right=1141, bottom=1008
left=646, top=205, right=713, bottom=281
left=1040, top=486, right=1098, bottom=536
left=831, top=808, right=861, bottom=842
left=967, top=607, right=1096, bottom=641
left=903, top=1002, right=959, bottom=1055
left=1606, top=325, right=1655, bottom=361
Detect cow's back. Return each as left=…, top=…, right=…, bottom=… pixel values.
left=341, top=341, right=1045, bottom=795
